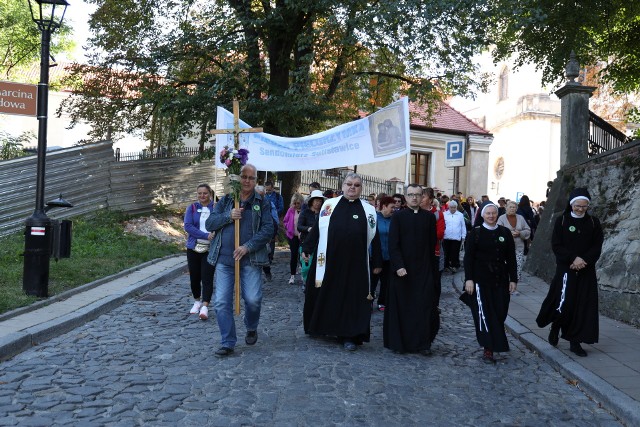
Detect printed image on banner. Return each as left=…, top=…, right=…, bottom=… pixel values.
left=214, top=98, right=410, bottom=172
left=367, top=101, right=408, bottom=158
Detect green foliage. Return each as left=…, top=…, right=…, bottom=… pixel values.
left=60, top=0, right=492, bottom=144
left=488, top=0, right=640, bottom=94
left=0, top=131, right=35, bottom=160
left=0, top=210, right=183, bottom=314
left=0, top=0, right=74, bottom=79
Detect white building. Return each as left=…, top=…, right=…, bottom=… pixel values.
left=450, top=57, right=562, bottom=203
left=358, top=102, right=493, bottom=199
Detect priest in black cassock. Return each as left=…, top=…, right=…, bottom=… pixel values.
left=302, top=173, right=382, bottom=351
left=384, top=184, right=440, bottom=355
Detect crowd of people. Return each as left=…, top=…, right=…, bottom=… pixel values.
left=182, top=175, right=602, bottom=362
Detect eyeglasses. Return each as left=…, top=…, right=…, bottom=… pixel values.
left=406, top=193, right=422, bottom=198
left=344, top=183, right=361, bottom=187
left=573, top=204, right=589, bottom=210
left=240, top=175, right=257, bottom=181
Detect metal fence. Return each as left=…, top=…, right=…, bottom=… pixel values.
left=0, top=141, right=224, bottom=237
left=588, top=111, right=631, bottom=157
left=300, top=169, right=394, bottom=197
left=115, top=146, right=204, bottom=162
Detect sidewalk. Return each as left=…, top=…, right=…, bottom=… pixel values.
left=0, top=255, right=187, bottom=362
left=1, top=253, right=639, bottom=425
left=450, top=269, right=640, bottom=426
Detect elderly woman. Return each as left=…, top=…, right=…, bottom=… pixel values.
left=297, top=190, right=326, bottom=285
left=183, top=184, right=216, bottom=320
left=497, top=200, right=531, bottom=280
left=460, top=203, right=517, bottom=364
left=442, top=200, right=466, bottom=273
left=536, top=188, right=604, bottom=357
left=283, top=193, right=305, bottom=285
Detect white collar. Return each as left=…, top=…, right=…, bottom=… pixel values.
left=570, top=212, right=585, bottom=219
left=482, top=223, right=498, bottom=230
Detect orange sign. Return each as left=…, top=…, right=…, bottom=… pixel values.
left=0, top=81, right=37, bottom=117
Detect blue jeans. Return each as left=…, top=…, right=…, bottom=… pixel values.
left=214, top=263, right=263, bottom=348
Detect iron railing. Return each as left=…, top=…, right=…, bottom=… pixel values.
left=301, top=169, right=394, bottom=197
left=115, top=146, right=203, bottom=161
left=588, top=111, right=630, bottom=157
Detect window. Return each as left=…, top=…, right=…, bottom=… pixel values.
left=498, top=66, right=509, bottom=101
left=410, top=152, right=430, bottom=186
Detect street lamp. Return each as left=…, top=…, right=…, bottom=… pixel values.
left=23, top=0, right=69, bottom=297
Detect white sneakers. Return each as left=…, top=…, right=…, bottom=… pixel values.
left=288, top=275, right=295, bottom=285
left=199, top=305, right=209, bottom=320
left=190, top=301, right=202, bottom=314
left=190, top=301, right=209, bottom=320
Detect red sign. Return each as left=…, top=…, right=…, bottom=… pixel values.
left=0, top=81, right=37, bottom=117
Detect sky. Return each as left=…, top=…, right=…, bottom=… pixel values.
left=61, top=1, right=97, bottom=62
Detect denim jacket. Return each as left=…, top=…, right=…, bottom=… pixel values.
left=205, top=192, right=274, bottom=267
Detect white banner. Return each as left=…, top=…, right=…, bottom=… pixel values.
left=214, top=98, right=410, bottom=171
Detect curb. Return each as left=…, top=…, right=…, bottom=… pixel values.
left=505, top=316, right=640, bottom=427
left=0, top=258, right=187, bottom=362
left=450, top=271, right=640, bottom=426
left=0, top=254, right=184, bottom=323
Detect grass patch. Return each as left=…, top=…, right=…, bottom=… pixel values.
left=0, top=210, right=183, bottom=315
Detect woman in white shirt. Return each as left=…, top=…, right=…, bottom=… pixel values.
left=183, top=184, right=216, bottom=320
left=443, top=200, right=467, bottom=272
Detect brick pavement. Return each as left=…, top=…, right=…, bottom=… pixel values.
left=0, top=253, right=625, bottom=426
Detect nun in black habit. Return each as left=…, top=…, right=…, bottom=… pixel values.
left=536, top=188, right=604, bottom=357
left=460, top=203, right=518, bottom=364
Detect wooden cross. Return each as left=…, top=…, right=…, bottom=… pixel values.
left=209, top=100, right=263, bottom=315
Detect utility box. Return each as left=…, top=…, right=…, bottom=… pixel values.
left=51, top=220, right=72, bottom=260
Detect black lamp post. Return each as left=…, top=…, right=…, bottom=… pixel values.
left=23, top=0, right=69, bottom=297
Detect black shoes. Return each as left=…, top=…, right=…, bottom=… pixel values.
left=245, top=330, right=258, bottom=345
left=548, top=324, right=560, bottom=347
left=570, top=342, right=587, bottom=357
left=215, top=347, right=234, bottom=357
left=343, top=341, right=356, bottom=351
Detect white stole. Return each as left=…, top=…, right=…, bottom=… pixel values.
left=315, top=196, right=377, bottom=287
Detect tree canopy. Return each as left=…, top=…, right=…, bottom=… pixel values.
left=488, top=0, right=640, bottom=94
left=60, top=0, right=492, bottom=145
left=0, top=0, right=73, bottom=80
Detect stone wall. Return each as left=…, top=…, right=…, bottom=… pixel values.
left=524, top=139, right=640, bottom=326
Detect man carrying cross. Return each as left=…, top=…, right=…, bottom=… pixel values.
left=302, top=172, right=382, bottom=351
left=206, top=164, right=274, bottom=357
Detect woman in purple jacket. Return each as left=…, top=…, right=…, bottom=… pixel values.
left=183, top=184, right=216, bottom=320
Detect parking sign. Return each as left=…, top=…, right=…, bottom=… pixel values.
left=445, top=140, right=465, bottom=167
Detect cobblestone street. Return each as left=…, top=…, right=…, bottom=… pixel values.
left=0, top=256, right=621, bottom=426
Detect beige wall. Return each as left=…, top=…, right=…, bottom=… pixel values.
left=357, top=129, right=493, bottom=197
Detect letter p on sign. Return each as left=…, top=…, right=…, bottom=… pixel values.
left=445, top=140, right=465, bottom=167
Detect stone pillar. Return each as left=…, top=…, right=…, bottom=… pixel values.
left=554, top=52, right=596, bottom=167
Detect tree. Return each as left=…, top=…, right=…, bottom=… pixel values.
left=0, top=130, right=35, bottom=160
left=0, top=0, right=73, bottom=80
left=488, top=0, right=640, bottom=94
left=61, top=0, right=493, bottom=198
